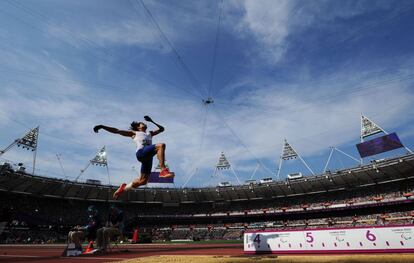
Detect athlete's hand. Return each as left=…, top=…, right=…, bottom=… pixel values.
left=93, top=125, right=103, bottom=133
left=144, top=116, right=153, bottom=122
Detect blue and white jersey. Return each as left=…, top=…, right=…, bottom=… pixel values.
left=132, top=131, right=152, bottom=151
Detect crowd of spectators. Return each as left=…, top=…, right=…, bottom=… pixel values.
left=150, top=211, right=414, bottom=242
left=1, top=176, right=413, bottom=244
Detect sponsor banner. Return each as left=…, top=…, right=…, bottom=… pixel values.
left=356, top=132, right=404, bottom=158
left=244, top=225, right=414, bottom=254
left=148, top=172, right=174, bottom=183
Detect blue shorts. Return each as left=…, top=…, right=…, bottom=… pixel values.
left=136, top=145, right=157, bottom=175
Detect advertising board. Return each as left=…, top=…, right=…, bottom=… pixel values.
left=244, top=225, right=414, bottom=254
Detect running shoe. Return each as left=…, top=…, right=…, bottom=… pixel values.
left=113, top=183, right=127, bottom=199
left=159, top=168, right=174, bottom=178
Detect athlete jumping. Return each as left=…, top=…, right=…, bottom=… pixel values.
left=93, top=116, right=173, bottom=199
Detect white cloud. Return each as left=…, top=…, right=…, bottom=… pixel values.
left=227, top=0, right=292, bottom=63
left=228, top=0, right=403, bottom=64
left=1, top=0, right=414, bottom=188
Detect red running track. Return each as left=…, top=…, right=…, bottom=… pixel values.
left=0, top=243, right=244, bottom=263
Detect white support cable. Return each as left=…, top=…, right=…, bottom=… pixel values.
left=106, top=165, right=111, bottom=186
left=249, top=163, right=260, bottom=180
left=276, top=144, right=285, bottom=181
left=323, top=147, right=360, bottom=174
left=323, top=147, right=335, bottom=174
left=207, top=0, right=223, bottom=98
left=182, top=168, right=198, bottom=188
left=229, top=165, right=241, bottom=185
left=76, top=162, right=91, bottom=182
left=225, top=154, right=241, bottom=185
left=211, top=107, right=274, bottom=176
left=32, top=145, right=37, bottom=175
left=276, top=158, right=284, bottom=181
left=181, top=105, right=209, bottom=188
left=296, top=152, right=315, bottom=176
left=56, top=154, right=67, bottom=179
left=334, top=147, right=361, bottom=163
left=138, top=0, right=208, bottom=98
left=212, top=167, right=218, bottom=177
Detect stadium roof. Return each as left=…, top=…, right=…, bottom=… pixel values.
left=1, top=154, right=414, bottom=204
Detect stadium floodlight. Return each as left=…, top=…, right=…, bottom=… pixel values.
left=90, top=146, right=108, bottom=167
left=359, top=114, right=412, bottom=160
left=281, top=139, right=298, bottom=160
left=76, top=146, right=111, bottom=185
left=216, top=152, right=230, bottom=170
left=361, top=115, right=384, bottom=140
left=276, top=139, right=315, bottom=181
left=0, top=126, right=39, bottom=175
left=212, top=152, right=241, bottom=185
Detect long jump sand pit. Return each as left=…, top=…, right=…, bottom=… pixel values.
left=118, top=254, right=414, bottom=263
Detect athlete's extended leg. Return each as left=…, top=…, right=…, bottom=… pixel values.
left=130, top=174, right=150, bottom=188
left=113, top=174, right=149, bottom=199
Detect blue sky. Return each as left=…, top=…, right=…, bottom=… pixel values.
left=1, top=0, right=414, bottom=187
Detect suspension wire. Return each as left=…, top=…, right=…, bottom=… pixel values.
left=127, top=0, right=203, bottom=99
left=328, top=3, right=414, bottom=50
left=0, top=66, right=200, bottom=103
left=213, top=59, right=414, bottom=111
left=182, top=105, right=209, bottom=187
left=211, top=106, right=275, bottom=176
left=214, top=71, right=414, bottom=116
left=207, top=0, right=223, bottom=98
left=137, top=0, right=208, bottom=98
left=294, top=3, right=414, bottom=65
left=4, top=0, right=201, bottom=101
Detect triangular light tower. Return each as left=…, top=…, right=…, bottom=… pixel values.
left=281, top=139, right=298, bottom=160
left=358, top=115, right=412, bottom=162
left=76, top=146, right=111, bottom=184
left=216, top=152, right=231, bottom=170
left=0, top=126, right=39, bottom=174
left=212, top=152, right=241, bottom=184
left=276, top=139, right=315, bottom=181
left=90, top=146, right=108, bottom=167
left=360, top=115, right=384, bottom=142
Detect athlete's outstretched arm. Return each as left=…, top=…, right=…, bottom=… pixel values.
left=144, top=116, right=164, bottom=136
left=93, top=125, right=134, bottom=137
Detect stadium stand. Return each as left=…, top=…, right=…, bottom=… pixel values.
left=1, top=153, right=414, bottom=243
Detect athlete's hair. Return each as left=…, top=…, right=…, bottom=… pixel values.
left=130, top=121, right=145, bottom=131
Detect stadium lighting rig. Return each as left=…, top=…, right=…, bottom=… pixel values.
left=0, top=126, right=39, bottom=174
left=276, top=138, right=315, bottom=181
left=75, top=146, right=111, bottom=185
left=359, top=115, right=412, bottom=163
left=212, top=152, right=241, bottom=185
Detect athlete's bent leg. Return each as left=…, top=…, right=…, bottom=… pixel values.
left=155, top=143, right=173, bottom=178
left=155, top=143, right=166, bottom=169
